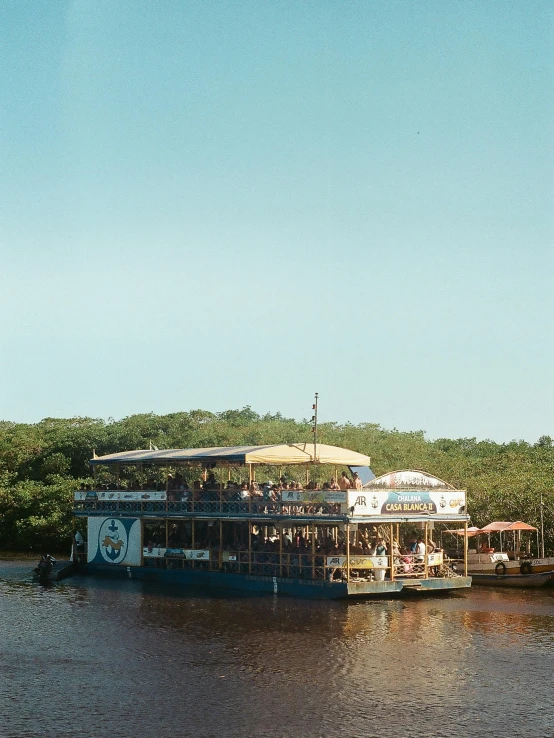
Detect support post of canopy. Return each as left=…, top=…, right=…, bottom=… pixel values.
left=191, top=519, right=195, bottom=550
left=248, top=521, right=252, bottom=574
left=390, top=522, right=395, bottom=581
left=219, top=520, right=223, bottom=571
left=312, top=522, right=316, bottom=580
left=346, top=523, right=350, bottom=583
left=424, top=523, right=429, bottom=579
left=279, top=523, right=283, bottom=577
left=463, top=521, right=468, bottom=577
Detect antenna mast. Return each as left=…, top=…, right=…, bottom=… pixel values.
left=311, top=392, right=318, bottom=463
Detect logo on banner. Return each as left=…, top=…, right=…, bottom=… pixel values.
left=99, top=519, right=127, bottom=563
left=381, top=491, right=437, bottom=514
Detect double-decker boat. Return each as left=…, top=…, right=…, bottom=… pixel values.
left=74, top=444, right=472, bottom=599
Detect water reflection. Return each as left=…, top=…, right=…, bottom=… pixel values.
left=1, top=560, right=554, bottom=738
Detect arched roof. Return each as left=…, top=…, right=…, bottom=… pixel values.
left=363, top=469, right=457, bottom=490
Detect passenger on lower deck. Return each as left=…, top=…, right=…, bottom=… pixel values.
left=414, top=537, right=426, bottom=562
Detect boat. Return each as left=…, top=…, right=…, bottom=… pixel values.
left=32, top=556, right=75, bottom=584
left=73, top=444, right=472, bottom=599
left=445, top=521, right=554, bottom=587
left=33, top=554, right=56, bottom=584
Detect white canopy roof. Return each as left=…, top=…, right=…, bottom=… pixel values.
left=91, top=443, right=371, bottom=467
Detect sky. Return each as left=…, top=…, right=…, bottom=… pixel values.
left=1, top=0, right=552, bottom=443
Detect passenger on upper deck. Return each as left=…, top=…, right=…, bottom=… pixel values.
left=338, top=472, right=351, bottom=490
left=205, top=473, right=217, bottom=492
left=352, top=472, right=363, bottom=490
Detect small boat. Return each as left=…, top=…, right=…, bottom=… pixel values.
left=33, top=555, right=56, bottom=583
left=32, top=556, right=75, bottom=584
left=446, top=521, right=554, bottom=587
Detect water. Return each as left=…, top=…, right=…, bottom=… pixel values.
left=1, top=558, right=554, bottom=738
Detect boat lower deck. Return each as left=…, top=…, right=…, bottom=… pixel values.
left=81, top=563, right=471, bottom=599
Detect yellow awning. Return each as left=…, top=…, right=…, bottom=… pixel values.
left=243, top=443, right=371, bottom=466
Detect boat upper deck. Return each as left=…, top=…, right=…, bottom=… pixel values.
left=79, top=446, right=468, bottom=524
left=74, top=485, right=468, bottom=525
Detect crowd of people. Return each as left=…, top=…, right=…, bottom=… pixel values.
left=84, top=470, right=364, bottom=498
left=142, top=472, right=365, bottom=517
left=143, top=519, right=442, bottom=582
left=164, top=470, right=364, bottom=502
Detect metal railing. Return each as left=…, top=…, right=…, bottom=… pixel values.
left=74, top=499, right=344, bottom=518
left=391, top=551, right=455, bottom=578
left=143, top=550, right=328, bottom=580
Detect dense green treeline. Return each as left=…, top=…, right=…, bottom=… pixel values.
left=0, top=408, right=552, bottom=552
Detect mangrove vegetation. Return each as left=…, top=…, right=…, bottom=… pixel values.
left=0, top=408, right=552, bottom=552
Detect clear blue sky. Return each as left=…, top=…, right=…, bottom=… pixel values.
left=1, top=0, right=552, bottom=442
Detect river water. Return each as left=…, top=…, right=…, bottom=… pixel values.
left=1, top=557, right=553, bottom=738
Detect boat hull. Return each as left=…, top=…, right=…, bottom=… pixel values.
left=81, top=563, right=471, bottom=599
left=470, top=572, right=553, bottom=588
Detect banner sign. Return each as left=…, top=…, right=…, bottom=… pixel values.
left=88, top=517, right=142, bottom=566
left=326, top=553, right=442, bottom=567
left=280, top=490, right=347, bottom=504
left=427, top=552, right=443, bottom=565
left=325, top=556, right=389, bottom=569
left=143, top=547, right=166, bottom=558
left=142, top=548, right=210, bottom=560
left=75, top=490, right=167, bottom=501
left=347, top=489, right=465, bottom=516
